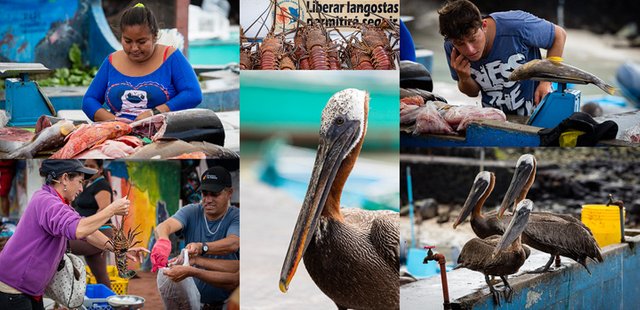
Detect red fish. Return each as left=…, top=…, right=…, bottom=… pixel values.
left=50, top=121, right=131, bottom=159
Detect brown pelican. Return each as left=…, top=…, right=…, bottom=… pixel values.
left=497, top=154, right=603, bottom=273
left=279, top=89, right=399, bottom=310
left=456, top=199, right=533, bottom=305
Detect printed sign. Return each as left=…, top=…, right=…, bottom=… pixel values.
left=274, top=0, right=399, bottom=32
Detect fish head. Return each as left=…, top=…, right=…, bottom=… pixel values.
left=279, top=89, right=369, bottom=293
left=509, top=59, right=542, bottom=81
left=106, top=121, right=133, bottom=137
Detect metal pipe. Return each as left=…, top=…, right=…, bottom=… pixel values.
left=407, top=166, right=415, bottom=249
left=424, top=246, right=451, bottom=309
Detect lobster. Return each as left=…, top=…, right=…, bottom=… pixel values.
left=105, top=218, right=142, bottom=279
left=240, top=48, right=254, bottom=70
left=360, top=24, right=394, bottom=70
left=259, top=33, right=285, bottom=70
left=304, top=24, right=331, bottom=70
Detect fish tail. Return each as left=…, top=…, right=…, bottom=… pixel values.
left=598, top=82, right=617, bottom=95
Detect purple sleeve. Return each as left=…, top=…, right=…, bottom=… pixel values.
left=83, top=57, right=111, bottom=121
left=38, top=196, right=82, bottom=240
left=166, top=51, right=203, bottom=111
left=517, top=11, right=555, bottom=50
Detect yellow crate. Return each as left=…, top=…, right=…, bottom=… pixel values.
left=110, top=277, right=129, bottom=295
left=107, top=265, right=118, bottom=278
left=85, top=266, right=96, bottom=284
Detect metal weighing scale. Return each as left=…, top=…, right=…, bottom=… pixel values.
left=526, top=77, right=586, bottom=128
left=0, top=62, right=56, bottom=127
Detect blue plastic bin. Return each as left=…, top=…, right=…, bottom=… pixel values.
left=84, top=284, right=116, bottom=309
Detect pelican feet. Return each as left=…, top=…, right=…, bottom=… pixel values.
left=485, top=275, right=502, bottom=306
left=526, top=254, right=556, bottom=274
left=499, top=276, right=514, bottom=302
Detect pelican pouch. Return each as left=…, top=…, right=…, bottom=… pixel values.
left=538, top=112, right=618, bottom=146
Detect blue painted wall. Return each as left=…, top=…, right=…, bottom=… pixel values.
left=0, top=0, right=86, bottom=68
left=464, top=238, right=640, bottom=309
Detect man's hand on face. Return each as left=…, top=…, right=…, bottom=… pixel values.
left=451, top=48, right=472, bottom=80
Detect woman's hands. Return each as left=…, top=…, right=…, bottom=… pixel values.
left=107, top=197, right=131, bottom=216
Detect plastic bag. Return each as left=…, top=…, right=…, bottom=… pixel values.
left=157, top=249, right=201, bottom=310
left=622, top=123, right=640, bottom=143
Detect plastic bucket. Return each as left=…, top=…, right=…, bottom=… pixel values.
left=406, top=248, right=438, bottom=277
left=581, top=204, right=625, bottom=247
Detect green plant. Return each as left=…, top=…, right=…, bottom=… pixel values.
left=37, top=44, right=98, bottom=87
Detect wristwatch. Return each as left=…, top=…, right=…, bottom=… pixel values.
left=201, top=242, right=209, bottom=255
left=152, top=107, right=162, bottom=115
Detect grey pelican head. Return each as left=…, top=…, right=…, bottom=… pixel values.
left=492, top=199, right=533, bottom=257
left=498, top=154, right=536, bottom=218
left=453, top=171, right=495, bottom=229
left=279, top=88, right=369, bottom=293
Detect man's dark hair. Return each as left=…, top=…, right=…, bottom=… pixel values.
left=438, top=0, right=483, bottom=40
left=120, top=4, right=159, bottom=39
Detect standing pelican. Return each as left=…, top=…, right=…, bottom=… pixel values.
left=498, top=154, right=603, bottom=273
left=454, top=154, right=602, bottom=273
left=279, top=89, right=399, bottom=310
left=457, top=199, right=533, bottom=306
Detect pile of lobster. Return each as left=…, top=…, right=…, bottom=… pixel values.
left=241, top=22, right=398, bottom=70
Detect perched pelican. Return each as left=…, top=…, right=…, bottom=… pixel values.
left=279, top=89, right=399, bottom=310
left=456, top=199, right=533, bottom=306
left=498, top=154, right=603, bottom=273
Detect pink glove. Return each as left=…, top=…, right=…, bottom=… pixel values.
left=151, top=238, right=171, bottom=272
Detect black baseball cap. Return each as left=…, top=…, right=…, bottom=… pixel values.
left=40, top=160, right=97, bottom=178
left=197, top=166, right=232, bottom=193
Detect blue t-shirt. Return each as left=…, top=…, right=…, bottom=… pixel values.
left=445, top=11, right=555, bottom=116
left=82, top=47, right=203, bottom=121
left=172, top=203, right=239, bottom=304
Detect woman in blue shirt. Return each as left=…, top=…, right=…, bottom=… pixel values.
left=83, top=3, right=202, bottom=122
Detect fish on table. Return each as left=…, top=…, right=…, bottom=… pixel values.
left=130, top=108, right=226, bottom=146
left=509, top=58, right=616, bottom=95
left=127, top=139, right=239, bottom=159
left=49, top=121, right=131, bottom=159
left=0, top=128, right=34, bottom=155
left=7, top=120, right=75, bottom=159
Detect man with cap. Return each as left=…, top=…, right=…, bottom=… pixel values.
left=0, top=160, right=148, bottom=310
left=152, top=165, right=239, bottom=309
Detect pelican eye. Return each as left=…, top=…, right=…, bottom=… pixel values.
left=335, top=117, right=345, bottom=125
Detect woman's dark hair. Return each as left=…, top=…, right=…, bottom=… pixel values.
left=438, top=0, right=483, bottom=40
left=42, top=171, right=82, bottom=185
left=120, top=3, right=159, bottom=38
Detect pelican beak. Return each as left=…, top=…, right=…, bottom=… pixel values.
left=453, top=172, right=493, bottom=229
left=493, top=199, right=533, bottom=256
left=279, top=114, right=362, bottom=293
left=498, top=156, right=536, bottom=218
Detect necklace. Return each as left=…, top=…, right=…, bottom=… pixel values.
left=203, top=206, right=229, bottom=236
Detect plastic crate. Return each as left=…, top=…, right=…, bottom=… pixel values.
left=110, top=277, right=129, bottom=295
left=84, top=284, right=115, bottom=309
left=106, top=265, right=118, bottom=278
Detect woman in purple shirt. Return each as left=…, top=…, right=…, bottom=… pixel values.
left=83, top=3, right=202, bottom=122
left=0, top=160, right=148, bottom=310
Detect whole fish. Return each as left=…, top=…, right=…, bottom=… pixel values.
left=130, top=108, right=225, bottom=146
left=509, top=58, right=615, bottom=95
left=128, top=139, right=239, bottom=159
left=50, top=121, right=131, bottom=159
left=8, top=120, right=75, bottom=158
